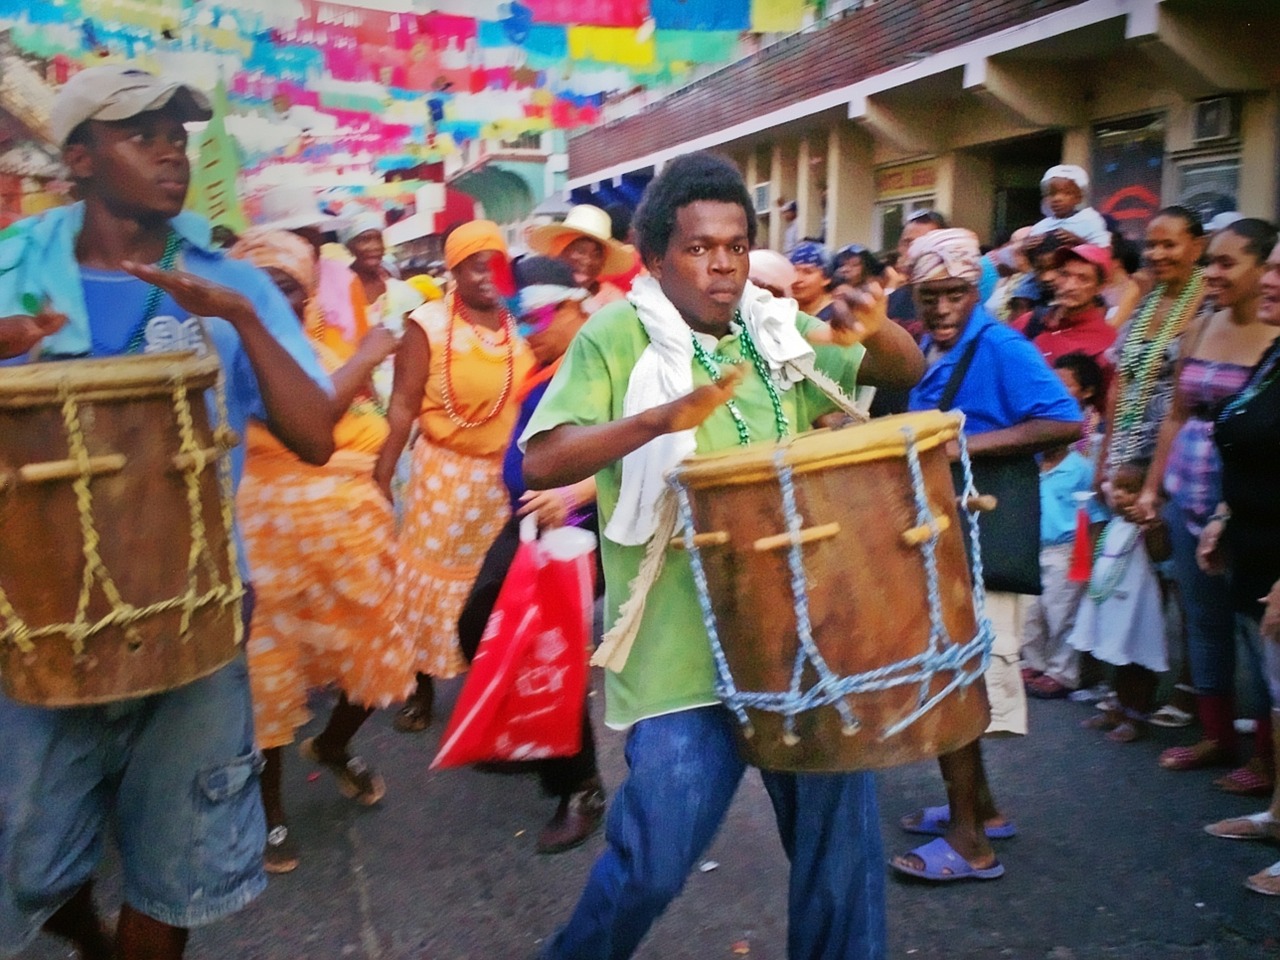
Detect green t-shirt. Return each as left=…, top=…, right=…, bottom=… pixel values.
left=522, top=300, right=864, bottom=729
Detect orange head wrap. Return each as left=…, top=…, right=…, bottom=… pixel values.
left=444, top=219, right=508, bottom=271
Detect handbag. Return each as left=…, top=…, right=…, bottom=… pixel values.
left=939, top=330, right=1043, bottom=595
left=433, top=517, right=597, bottom=769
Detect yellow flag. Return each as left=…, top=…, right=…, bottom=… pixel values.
left=751, top=0, right=805, bottom=33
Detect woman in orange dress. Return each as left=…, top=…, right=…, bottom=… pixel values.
left=374, top=221, right=534, bottom=732
left=230, top=229, right=416, bottom=873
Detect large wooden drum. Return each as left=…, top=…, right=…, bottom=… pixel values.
left=0, top=351, right=244, bottom=707
left=670, top=410, right=991, bottom=772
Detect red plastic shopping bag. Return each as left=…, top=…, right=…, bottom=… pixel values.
left=1067, top=492, right=1097, bottom=583
left=432, top=518, right=596, bottom=769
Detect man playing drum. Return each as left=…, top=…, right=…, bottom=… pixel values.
left=0, top=66, right=334, bottom=959
left=522, top=151, right=923, bottom=960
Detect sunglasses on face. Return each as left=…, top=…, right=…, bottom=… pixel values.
left=517, top=303, right=559, bottom=338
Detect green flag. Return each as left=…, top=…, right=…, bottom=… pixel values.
left=187, top=80, right=249, bottom=233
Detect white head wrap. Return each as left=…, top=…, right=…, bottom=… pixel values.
left=1040, top=164, right=1089, bottom=192
left=906, top=228, right=982, bottom=286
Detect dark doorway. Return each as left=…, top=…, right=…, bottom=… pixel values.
left=990, top=132, right=1065, bottom=241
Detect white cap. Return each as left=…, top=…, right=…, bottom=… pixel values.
left=1206, top=211, right=1244, bottom=232
left=1040, top=164, right=1089, bottom=191
left=51, top=65, right=211, bottom=148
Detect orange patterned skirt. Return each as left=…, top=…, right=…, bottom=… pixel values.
left=397, top=438, right=510, bottom=679
left=238, top=451, right=416, bottom=749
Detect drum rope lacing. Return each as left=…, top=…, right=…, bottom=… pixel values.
left=590, top=354, right=868, bottom=672
left=672, top=419, right=993, bottom=743
left=0, top=359, right=244, bottom=659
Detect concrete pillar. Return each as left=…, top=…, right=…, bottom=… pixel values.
left=769, top=139, right=798, bottom=250
left=1239, top=89, right=1279, bottom=222
left=795, top=135, right=826, bottom=242
left=1061, top=127, right=1091, bottom=169
left=744, top=150, right=759, bottom=193
left=826, top=121, right=875, bottom=248
left=950, top=151, right=996, bottom=241
left=744, top=150, right=764, bottom=240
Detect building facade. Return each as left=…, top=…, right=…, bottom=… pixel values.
left=565, top=0, right=1280, bottom=252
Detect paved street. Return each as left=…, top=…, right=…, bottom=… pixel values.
left=18, top=679, right=1280, bottom=960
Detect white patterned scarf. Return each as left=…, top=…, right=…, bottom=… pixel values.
left=604, top=275, right=814, bottom=545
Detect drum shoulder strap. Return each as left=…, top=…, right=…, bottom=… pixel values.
left=937, top=327, right=987, bottom=413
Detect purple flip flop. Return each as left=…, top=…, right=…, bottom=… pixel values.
left=900, top=803, right=1018, bottom=840
left=891, top=837, right=1005, bottom=882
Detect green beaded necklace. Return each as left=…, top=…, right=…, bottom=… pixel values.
left=689, top=310, right=791, bottom=446
left=1221, top=343, right=1280, bottom=419
left=1087, top=519, right=1142, bottom=603
left=1112, top=267, right=1204, bottom=463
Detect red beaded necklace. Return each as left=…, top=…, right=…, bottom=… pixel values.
left=440, top=292, right=517, bottom=430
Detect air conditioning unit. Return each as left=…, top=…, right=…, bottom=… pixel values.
left=1192, top=97, right=1237, bottom=144
left=752, top=181, right=772, bottom=214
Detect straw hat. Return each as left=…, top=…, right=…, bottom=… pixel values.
left=527, top=204, right=633, bottom=275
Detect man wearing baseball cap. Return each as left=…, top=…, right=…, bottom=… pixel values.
left=1013, top=244, right=1117, bottom=383
left=0, top=65, right=335, bottom=959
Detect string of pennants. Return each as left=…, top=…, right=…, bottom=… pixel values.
left=0, top=0, right=820, bottom=172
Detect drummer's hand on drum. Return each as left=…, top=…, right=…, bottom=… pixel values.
left=826, top=281, right=887, bottom=346
left=0, top=309, right=68, bottom=359
left=661, top=365, right=745, bottom=433
left=123, top=261, right=255, bottom=326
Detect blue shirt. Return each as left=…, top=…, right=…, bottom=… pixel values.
left=503, top=380, right=548, bottom=511
left=503, top=377, right=598, bottom=529
left=1040, top=450, right=1105, bottom=545
left=0, top=204, right=331, bottom=576
left=909, top=305, right=1081, bottom=436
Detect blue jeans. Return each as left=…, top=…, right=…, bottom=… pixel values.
left=1238, top=614, right=1280, bottom=707
left=1166, top=506, right=1266, bottom=705
left=0, top=655, right=265, bottom=954
left=544, top=706, right=886, bottom=960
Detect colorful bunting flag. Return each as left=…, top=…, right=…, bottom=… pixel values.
left=649, top=0, right=750, bottom=31
left=187, top=82, right=249, bottom=231
left=750, top=0, right=806, bottom=33
left=0, top=0, right=775, bottom=177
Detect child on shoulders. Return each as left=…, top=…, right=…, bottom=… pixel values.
left=1028, top=164, right=1111, bottom=250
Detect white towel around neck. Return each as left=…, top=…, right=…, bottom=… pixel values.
left=603, top=276, right=815, bottom=546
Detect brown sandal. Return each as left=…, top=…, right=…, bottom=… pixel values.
left=299, top=737, right=386, bottom=806
left=393, top=700, right=432, bottom=733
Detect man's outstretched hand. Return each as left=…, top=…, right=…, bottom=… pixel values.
left=123, top=261, right=257, bottom=328
left=661, top=365, right=745, bottom=433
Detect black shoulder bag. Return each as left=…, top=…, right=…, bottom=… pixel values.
left=938, top=331, right=1043, bottom=595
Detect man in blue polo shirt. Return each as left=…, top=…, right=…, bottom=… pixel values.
left=892, top=228, right=1080, bottom=884
left=0, top=66, right=334, bottom=959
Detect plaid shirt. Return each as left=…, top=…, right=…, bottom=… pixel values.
left=1163, top=356, right=1251, bottom=533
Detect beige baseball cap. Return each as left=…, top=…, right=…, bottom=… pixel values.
left=51, top=65, right=212, bottom=148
